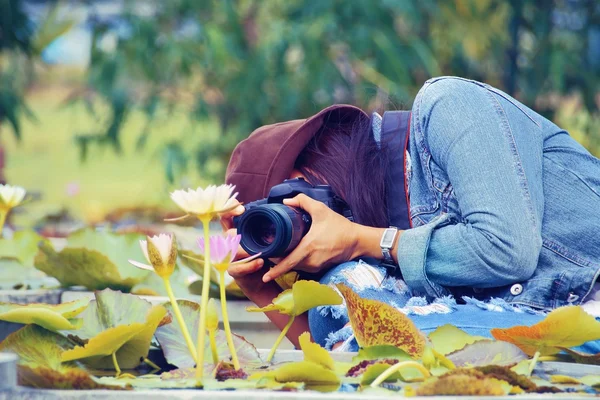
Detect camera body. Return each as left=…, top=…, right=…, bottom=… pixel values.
left=233, top=178, right=353, bottom=258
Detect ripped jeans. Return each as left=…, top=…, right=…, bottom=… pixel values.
left=308, top=260, right=600, bottom=354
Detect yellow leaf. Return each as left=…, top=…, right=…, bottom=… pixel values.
left=298, top=332, right=334, bottom=370
left=413, top=369, right=507, bottom=396
left=429, top=324, right=487, bottom=355
left=550, top=375, right=582, bottom=384
left=62, top=305, right=166, bottom=369
left=491, top=306, right=600, bottom=356
left=336, top=284, right=427, bottom=358
left=250, top=361, right=340, bottom=392
left=247, top=280, right=341, bottom=316
left=0, top=299, right=89, bottom=331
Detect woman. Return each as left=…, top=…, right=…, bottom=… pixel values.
left=221, top=76, right=600, bottom=352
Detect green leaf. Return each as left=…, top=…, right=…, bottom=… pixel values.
left=34, top=229, right=150, bottom=291
left=250, top=361, right=340, bottom=392
left=0, top=230, right=48, bottom=266
left=247, top=280, right=342, bottom=316
left=429, top=324, right=487, bottom=355
left=353, top=345, right=414, bottom=363
left=61, top=289, right=167, bottom=370
left=298, top=331, right=334, bottom=370
left=0, top=259, right=58, bottom=290
left=154, top=300, right=262, bottom=369
left=359, top=362, right=411, bottom=385
left=0, top=298, right=88, bottom=330
left=447, top=339, right=528, bottom=367
left=0, top=325, right=123, bottom=390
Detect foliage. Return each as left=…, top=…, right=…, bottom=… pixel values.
left=61, top=0, right=600, bottom=184
left=34, top=229, right=150, bottom=291
left=247, top=280, right=342, bottom=317
left=0, top=298, right=88, bottom=331
left=154, top=300, right=262, bottom=370
left=0, top=325, right=124, bottom=390
left=336, top=283, right=426, bottom=357
left=61, top=289, right=167, bottom=370
left=491, top=305, right=600, bottom=356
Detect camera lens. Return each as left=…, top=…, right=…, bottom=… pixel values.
left=251, top=215, right=276, bottom=246
left=236, top=204, right=311, bottom=258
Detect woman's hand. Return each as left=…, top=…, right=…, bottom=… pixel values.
left=262, top=194, right=361, bottom=283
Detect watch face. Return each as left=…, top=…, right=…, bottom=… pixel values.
left=381, top=229, right=397, bottom=247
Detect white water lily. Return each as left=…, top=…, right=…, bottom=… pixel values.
left=128, top=233, right=177, bottom=278
left=170, top=184, right=238, bottom=218
left=0, top=184, right=26, bottom=209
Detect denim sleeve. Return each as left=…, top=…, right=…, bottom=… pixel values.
left=398, top=77, right=544, bottom=296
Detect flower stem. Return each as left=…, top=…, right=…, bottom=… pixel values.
left=370, top=361, right=431, bottom=387
left=143, top=357, right=161, bottom=372
left=112, top=351, right=121, bottom=376
left=527, top=350, right=541, bottom=377
left=209, top=330, right=219, bottom=365
left=162, top=277, right=197, bottom=363
left=195, top=216, right=212, bottom=380
left=219, top=270, right=240, bottom=370
left=0, top=209, right=7, bottom=238
left=267, top=315, right=295, bottom=363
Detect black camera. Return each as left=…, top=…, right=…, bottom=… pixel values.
left=233, top=178, right=353, bottom=258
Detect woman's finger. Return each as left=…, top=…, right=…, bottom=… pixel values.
left=262, top=243, right=308, bottom=283
left=228, top=258, right=264, bottom=279
left=220, top=203, right=245, bottom=231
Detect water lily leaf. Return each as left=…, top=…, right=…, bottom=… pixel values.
left=336, top=283, right=427, bottom=358
left=353, top=345, right=414, bottom=363
left=429, top=324, right=487, bottom=355
left=0, top=258, right=58, bottom=290
left=0, top=325, right=124, bottom=389
left=549, top=375, right=583, bottom=384
left=559, top=347, right=600, bottom=365
left=0, top=298, right=88, bottom=330
left=34, top=229, right=149, bottom=291
left=61, top=289, right=167, bottom=370
left=154, top=300, right=262, bottom=369
left=298, top=331, right=334, bottom=370
left=247, top=280, right=342, bottom=316
left=96, top=374, right=200, bottom=389
left=491, top=306, right=600, bottom=356
left=579, top=375, right=600, bottom=387
left=0, top=230, right=48, bottom=266
left=411, top=369, right=508, bottom=396
left=447, top=339, right=528, bottom=367
left=250, top=361, right=340, bottom=392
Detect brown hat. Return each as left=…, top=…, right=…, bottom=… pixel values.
left=226, top=104, right=368, bottom=204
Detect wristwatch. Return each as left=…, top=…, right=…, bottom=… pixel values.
left=380, top=226, right=399, bottom=265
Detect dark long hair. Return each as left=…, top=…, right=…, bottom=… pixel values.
left=294, top=112, right=390, bottom=228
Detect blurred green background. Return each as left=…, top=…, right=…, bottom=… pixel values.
left=1, top=0, right=599, bottom=229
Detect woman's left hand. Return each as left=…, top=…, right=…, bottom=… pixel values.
left=262, top=194, right=360, bottom=283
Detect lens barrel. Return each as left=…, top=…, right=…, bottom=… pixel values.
left=236, top=204, right=311, bottom=258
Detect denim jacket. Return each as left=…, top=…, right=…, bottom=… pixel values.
left=395, top=76, right=600, bottom=310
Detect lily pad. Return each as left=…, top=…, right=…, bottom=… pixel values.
left=447, top=339, right=528, bottom=367
left=250, top=361, right=340, bottom=392
left=0, top=258, right=58, bottom=290
left=491, top=306, right=600, bottom=356
left=0, top=230, right=47, bottom=266
left=336, top=283, right=427, bottom=358
left=154, top=300, right=262, bottom=369
left=34, top=229, right=150, bottom=291
left=429, top=324, right=487, bottom=355
left=61, top=289, right=167, bottom=370
left=0, top=325, right=124, bottom=389
left=0, top=298, right=88, bottom=330
left=298, top=332, right=335, bottom=370
left=352, top=345, right=414, bottom=363
left=247, top=280, right=342, bottom=316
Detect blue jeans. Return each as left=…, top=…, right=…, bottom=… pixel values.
left=308, top=260, right=600, bottom=354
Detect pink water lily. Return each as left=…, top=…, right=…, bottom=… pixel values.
left=196, top=233, right=261, bottom=272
